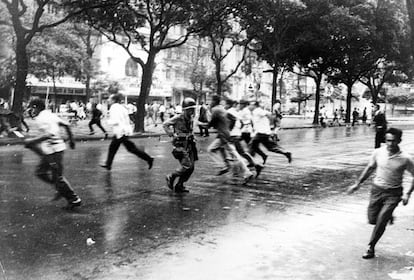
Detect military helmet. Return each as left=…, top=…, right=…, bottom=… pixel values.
left=182, top=97, right=196, bottom=110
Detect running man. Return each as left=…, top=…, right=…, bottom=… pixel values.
left=201, top=95, right=253, bottom=184
left=24, top=98, right=82, bottom=209
left=348, top=127, right=414, bottom=259
left=163, top=98, right=198, bottom=193
left=226, top=99, right=263, bottom=178
left=249, top=101, right=292, bottom=164
left=88, top=103, right=108, bottom=139
left=100, top=93, right=154, bottom=171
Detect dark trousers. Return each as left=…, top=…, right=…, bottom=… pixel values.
left=352, top=118, right=358, bottom=126
left=231, top=136, right=257, bottom=166
left=242, top=132, right=266, bottom=160
left=249, top=133, right=287, bottom=157
left=171, top=146, right=195, bottom=186
left=105, top=136, right=152, bottom=167
left=36, top=151, right=77, bottom=201
left=89, top=119, right=106, bottom=133
left=129, top=114, right=136, bottom=124
left=241, top=132, right=251, bottom=144
left=367, top=185, right=402, bottom=248
left=375, top=129, right=386, bottom=149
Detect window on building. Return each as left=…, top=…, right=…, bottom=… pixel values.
left=189, top=49, right=195, bottom=63
left=166, top=68, right=172, bottom=80
left=175, top=48, right=181, bottom=60
left=125, top=58, right=138, bottom=77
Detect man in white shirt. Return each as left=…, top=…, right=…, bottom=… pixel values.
left=249, top=101, right=292, bottom=164
left=24, top=98, right=81, bottom=209
left=101, top=94, right=154, bottom=171
left=348, top=127, right=414, bottom=259
left=226, top=99, right=263, bottom=178
left=201, top=95, right=253, bottom=184
left=159, top=103, right=166, bottom=123
left=239, top=100, right=253, bottom=144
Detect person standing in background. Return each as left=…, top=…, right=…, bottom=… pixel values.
left=198, top=102, right=209, bottom=137
left=372, top=104, right=387, bottom=148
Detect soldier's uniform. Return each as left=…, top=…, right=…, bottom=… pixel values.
left=163, top=99, right=198, bottom=193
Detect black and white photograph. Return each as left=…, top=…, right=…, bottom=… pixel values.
left=1, top=0, right=414, bottom=279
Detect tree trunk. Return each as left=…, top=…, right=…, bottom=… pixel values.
left=135, top=52, right=156, bottom=132
left=366, top=82, right=377, bottom=104
left=271, top=67, right=278, bottom=106
left=85, top=30, right=93, bottom=102
left=215, top=60, right=222, bottom=96
left=279, top=73, right=283, bottom=101
left=312, top=76, right=321, bottom=125
left=345, top=82, right=353, bottom=123
left=52, top=70, right=57, bottom=112
left=406, top=0, right=414, bottom=59
left=12, top=37, right=27, bottom=116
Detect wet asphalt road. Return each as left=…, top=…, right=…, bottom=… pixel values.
left=1, top=125, right=414, bottom=280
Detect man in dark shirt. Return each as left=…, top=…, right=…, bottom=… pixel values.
left=352, top=108, right=359, bottom=126
left=202, top=95, right=253, bottom=183
left=372, top=104, right=387, bottom=148
left=163, top=98, right=198, bottom=193
left=88, top=103, right=108, bottom=139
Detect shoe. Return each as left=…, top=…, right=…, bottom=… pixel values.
left=286, top=152, right=292, bottom=163
left=362, top=247, right=375, bottom=259
left=174, top=185, right=189, bottom=193
left=255, top=165, right=263, bottom=178
left=263, top=155, right=268, bottom=165
left=68, top=197, right=82, bottom=208
left=89, top=132, right=95, bottom=135
left=217, top=168, right=229, bottom=176
left=166, top=175, right=174, bottom=190
left=100, top=164, right=111, bottom=171
left=148, top=157, right=154, bottom=169
left=243, top=173, right=254, bottom=185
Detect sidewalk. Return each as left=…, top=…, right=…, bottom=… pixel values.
left=0, top=115, right=413, bottom=146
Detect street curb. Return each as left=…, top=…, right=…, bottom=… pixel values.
left=0, top=132, right=166, bottom=147
left=0, top=126, right=318, bottom=147
left=1, top=121, right=412, bottom=147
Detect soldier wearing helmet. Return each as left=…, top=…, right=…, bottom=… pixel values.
left=163, top=97, right=198, bottom=193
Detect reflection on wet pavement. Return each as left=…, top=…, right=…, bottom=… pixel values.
left=0, top=125, right=413, bottom=279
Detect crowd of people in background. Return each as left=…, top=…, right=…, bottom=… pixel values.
left=319, top=105, right=378, bottom=128
left=0, top=95, right=390, bottom=141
